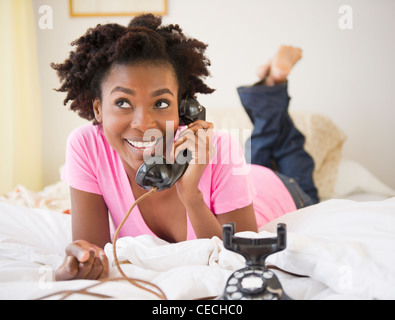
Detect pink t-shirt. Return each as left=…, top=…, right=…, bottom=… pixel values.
left=61, top=124, right=296, bottom=240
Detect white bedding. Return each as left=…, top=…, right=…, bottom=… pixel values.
left=0, top=196, right=394, bottom=300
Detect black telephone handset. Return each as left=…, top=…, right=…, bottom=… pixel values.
left=135, top=98, right=206, bottom=191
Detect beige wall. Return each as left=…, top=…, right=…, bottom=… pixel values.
left=33, top=0, right=395, bottom=188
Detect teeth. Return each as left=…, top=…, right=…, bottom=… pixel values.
left=127, top=139, right=156, bottom=149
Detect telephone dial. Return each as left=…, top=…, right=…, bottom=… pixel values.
left=221, top=223, right=292, bottom=300
left=136, top=97, right=206, bottom=191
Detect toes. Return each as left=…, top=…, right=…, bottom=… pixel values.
left=256, top=60, right=271, bottom=80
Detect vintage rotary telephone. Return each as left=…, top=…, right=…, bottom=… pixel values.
left=221, top=223, right=292, bottom=300
left=136, top=97, right=206, bottom=191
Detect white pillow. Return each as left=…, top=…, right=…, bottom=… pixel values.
left=333, top=159, right=395, bottom=198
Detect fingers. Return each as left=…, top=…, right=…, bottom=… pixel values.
left=56, top=241, right=109, bottom=281
left=74, top=249, right=97, bottom=280
left=84, top=251, right=110, bottom=280
left=99, top=251, right=110, bottom=279
left=54, top=256, right=79, bottom=281
left=175, top=120, right=214, bottom=163
left=65, top=241, right=92, bottom=263
left=178, top=120, right=213, bottom=139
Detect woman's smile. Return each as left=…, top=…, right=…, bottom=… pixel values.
left=125, top=139, right=156, bottom=149
left=124, top=135, right=164, bottom=159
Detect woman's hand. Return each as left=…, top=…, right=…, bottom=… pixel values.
left=174, top=120, right=215, bottom=202
left=55, top=240, right=109, bottom=281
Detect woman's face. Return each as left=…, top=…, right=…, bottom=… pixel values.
left=93, top=62, right=180, bottom=173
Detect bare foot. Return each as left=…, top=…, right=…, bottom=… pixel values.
left=257, top=46, right=302, bottom=86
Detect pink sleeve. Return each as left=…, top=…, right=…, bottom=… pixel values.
left=61, top=126, right=102, bottom=195
left=209, top=132, right=256, bottom=214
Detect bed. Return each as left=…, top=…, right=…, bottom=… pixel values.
left=1, top=110, right=394, bottom=300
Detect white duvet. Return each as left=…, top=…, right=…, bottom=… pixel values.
left=0, top=197, right=394, bottom=300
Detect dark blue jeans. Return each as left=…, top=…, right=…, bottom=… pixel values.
left=237, top=82, right=319, bottom=208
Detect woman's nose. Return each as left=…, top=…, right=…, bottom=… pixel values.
left=130, top=108, right=156, bottom=132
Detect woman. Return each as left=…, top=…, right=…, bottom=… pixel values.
left=52, top=14, right=317, bottom=281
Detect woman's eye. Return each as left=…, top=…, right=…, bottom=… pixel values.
left=155, top=101, right=170, bottom=109
left=116, top=99, right=132, bottom=109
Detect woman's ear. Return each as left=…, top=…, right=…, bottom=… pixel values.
left=92, top=98, right=102, bottom=123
